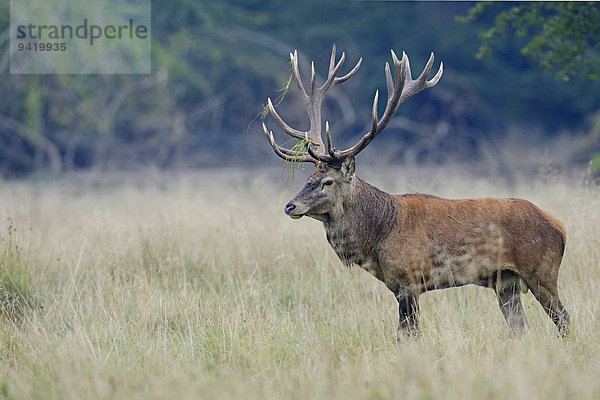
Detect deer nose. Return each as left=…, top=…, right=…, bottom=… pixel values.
left=284, top=203, right=296, bottom=215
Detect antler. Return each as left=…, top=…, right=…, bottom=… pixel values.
left=263, top=46, right=443, bottom=165
left=317, top=51, right=443, bottom=163
left=263, top=44, right=362, bottom=163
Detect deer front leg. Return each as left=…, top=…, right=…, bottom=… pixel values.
left=396, top=291, right=420, bottom=338
left=496, top=282, right=528, bottom=338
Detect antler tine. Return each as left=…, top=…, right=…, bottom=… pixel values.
left=371, top=90, right=379, bottom=133
left=262, top=122, right=295, bottom=156
left=267, top=98, right=306, bottom=141
left=321, top=51, right=346, bottom=93
left=325, top=121, right=335, bottom=156
left=310, top=62, right=317, bottom=96
left=333, top=57, right=362, bottom=85
left=427, top=60, right=444, bottom=88
left=391, top=50, right=407, bottom=92
left=262, top=123, right=317, bottom=163
left=328, top=44, right=337, bottom=75
left=391, top=49, right=401, bottom=70
left=290, top=51, right=309, bottom=102
left=418, top=52, right=436, bottom=82
left=385, top=62, right=393, bottom=99
left=402, top=51, right=412, bottom=84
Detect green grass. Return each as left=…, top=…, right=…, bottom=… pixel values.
left=0, top=167, right=599, bottom=399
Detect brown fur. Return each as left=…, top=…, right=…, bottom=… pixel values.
left=284, top=158, right=570, bottom=337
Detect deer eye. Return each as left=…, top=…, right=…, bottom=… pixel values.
left=321, top=179, right=334, bottom=188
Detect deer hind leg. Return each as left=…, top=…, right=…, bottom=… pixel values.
left=528, top=282, right=570, bottom=337
left=520, top=265, right=570, bottom=337
left=495, top=272, right=528, bottom=337
left=396, top=292, right=420, bottom=339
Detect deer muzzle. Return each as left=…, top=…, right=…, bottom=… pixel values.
left=284, top=202, right=303, bottom=219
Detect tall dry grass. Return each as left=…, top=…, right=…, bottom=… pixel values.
left=0, top=166, right=599, bottom=400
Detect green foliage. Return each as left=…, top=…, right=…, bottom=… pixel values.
left=459, top=2, right=600, bottom=81
left=258, top=69, right=293, bottom=121
left=590, top=153, right=600, bottom=174
left=0, top=381, right=17, bottom=400
left=283, top=137, right=311, bottom=179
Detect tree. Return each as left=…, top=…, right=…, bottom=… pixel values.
left=459, top=2, right=600, bottom=81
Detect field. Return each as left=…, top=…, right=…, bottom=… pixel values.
left=1, top=166, right=599, bottom=399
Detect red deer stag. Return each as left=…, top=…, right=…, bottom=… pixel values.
left=261, top=45, right=570, bottom=337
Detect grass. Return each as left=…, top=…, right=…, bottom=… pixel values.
left=0, top=166, right=599, bottom=399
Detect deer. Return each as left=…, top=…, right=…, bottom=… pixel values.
left=261, top=44, right=570, bottom=338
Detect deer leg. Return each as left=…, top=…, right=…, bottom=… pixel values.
left=396, top=292, right=420, bottom=338
left=496, top=282, right=528, bottom=337
left=526, top=280, right=570, bottom=337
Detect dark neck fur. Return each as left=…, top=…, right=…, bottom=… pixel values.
left=323, top=177, right=397, bottom=266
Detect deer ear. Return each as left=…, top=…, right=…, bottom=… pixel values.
left=341, top=155, right=355, bottom=178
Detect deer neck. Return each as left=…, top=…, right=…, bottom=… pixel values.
left=323, top=177, right=397, bottom=266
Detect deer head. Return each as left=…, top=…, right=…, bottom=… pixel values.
left=283, top=157, right=355, bottom=221
left=262, top=45, right=443, bottom=220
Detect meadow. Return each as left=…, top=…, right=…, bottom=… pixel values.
left=1, top=166, right=599, bottom=400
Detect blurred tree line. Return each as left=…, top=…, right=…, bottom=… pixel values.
left=0, top=1, right=599, bottom=177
